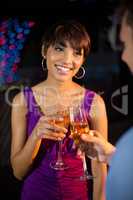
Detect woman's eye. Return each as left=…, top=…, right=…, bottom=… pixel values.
left=55, top=46, right=64, bottom=52
left=75, top=51, right=81, bottom=55
left=75, top=50, right=83, bottom=56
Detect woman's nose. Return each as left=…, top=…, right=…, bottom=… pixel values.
left=63, top=51, right=73, bottom=64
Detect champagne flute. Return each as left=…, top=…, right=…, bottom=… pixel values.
left=69, top=105, right=96, bottom=180
left=50, top=108, right=69, bottom=170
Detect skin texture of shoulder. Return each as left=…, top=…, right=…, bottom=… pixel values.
left=12, top=91, right=28, bottom=119
left=90, top=93, right=108, bottom=134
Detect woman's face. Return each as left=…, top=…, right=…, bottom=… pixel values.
left=44, top=41, right=84, bottom=82
left=120, top=17, right=133, bottom=74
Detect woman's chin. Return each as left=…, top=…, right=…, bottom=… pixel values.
left=54, top=74, right=72, bottom=82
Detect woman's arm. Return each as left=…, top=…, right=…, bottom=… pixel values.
left=89, top=94, right=108, bottom=200
left=11, top=92, right=67, bottom=180
left=11, top=92, right=42, bottom=180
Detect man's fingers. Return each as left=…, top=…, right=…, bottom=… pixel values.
left=81, top=134, right=95, bottom=142
left=81, top=133, right=101, bottom=144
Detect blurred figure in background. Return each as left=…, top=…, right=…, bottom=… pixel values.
left=80, top=0, right=133, bottom=199
left=106, top=0, right=133, bottom=199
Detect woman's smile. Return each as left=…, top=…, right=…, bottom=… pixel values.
left=45, top=43, right=84, bottom=81
left=55, top=64, right=74, bottom=76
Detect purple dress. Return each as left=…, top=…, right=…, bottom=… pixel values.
left=21, top=87, right=95, bottom=200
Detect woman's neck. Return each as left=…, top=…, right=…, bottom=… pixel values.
left=44, top=77, right=75, bottom=93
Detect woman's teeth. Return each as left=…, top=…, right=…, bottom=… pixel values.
left=56, top=65, right=73, bottom=72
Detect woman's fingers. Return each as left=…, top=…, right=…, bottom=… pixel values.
left=42, top=132, right=65, bottom=141
left=35, top=116, right=67, bottom=140
left=39, top=116, right=67, bottom=132
left=41, top=122, right=67, bottom=133
left=37, top=126, right=66, bottom=140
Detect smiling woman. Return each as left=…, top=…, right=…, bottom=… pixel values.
left=41, top=20, right=90, bottom=83
left=43, top=42, right=84, bottom=82
left=10, top=19, right=108, bottom=200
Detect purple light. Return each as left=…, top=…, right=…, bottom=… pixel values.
left=0, top=18, right=36, bottom=86
left=17, top=33, right=24, bottom=39
left=0, top=37, right=6, bottom=45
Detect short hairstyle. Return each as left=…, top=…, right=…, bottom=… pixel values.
left=41, top=19, right=91, bottom=61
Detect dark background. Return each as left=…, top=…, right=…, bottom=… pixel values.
left=0, top=0, right=133, bottom=199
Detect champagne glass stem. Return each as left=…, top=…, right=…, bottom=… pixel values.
left=50, top=109, right=69, bottom=170
left=80, top=154, right=95, bottom=180
left=57, top=140, right=63, bottom=162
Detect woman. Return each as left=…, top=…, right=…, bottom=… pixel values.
left=11, top=20, right=107, bottom=200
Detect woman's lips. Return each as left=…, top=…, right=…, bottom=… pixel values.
left=55, top=64, right=74, bottom=75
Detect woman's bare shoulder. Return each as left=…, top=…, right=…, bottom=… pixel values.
left=91, top=91, right=105, bottom=106
left=90, top=92, right=106, bottom=118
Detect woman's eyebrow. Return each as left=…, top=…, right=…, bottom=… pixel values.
left=55, top=42, right=66, bottom=47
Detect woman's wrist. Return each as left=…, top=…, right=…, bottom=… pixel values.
left=31, top=128, right=42, bottom=142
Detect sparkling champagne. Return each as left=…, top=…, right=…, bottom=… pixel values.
left=50, top=112, right=69, bottom=128
left=70, top=122, right=89, bottom=144
left=49, top=108, right=69, bottom=170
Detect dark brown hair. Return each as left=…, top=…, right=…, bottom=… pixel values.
left=117, top=0, right=133, bottom=29
left=42, top=19, right=91, bottom=61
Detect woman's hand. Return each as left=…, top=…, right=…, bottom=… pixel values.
left=33, top=116, right=68, bottom=141
left=80, top=130, right=116, bottom=164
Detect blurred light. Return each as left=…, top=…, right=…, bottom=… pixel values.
left=0, top=18, right=35, bottom=86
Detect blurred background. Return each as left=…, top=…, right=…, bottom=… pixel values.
left=0, top=0, right=133, bottom=199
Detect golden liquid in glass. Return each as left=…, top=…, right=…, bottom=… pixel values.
left=70, top=122, right=89, bottom=144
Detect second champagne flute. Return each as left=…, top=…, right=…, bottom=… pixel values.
left=69, top=105, right=95, bottom=180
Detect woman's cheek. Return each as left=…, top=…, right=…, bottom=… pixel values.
left=74, top=59, right=83, bottom=68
